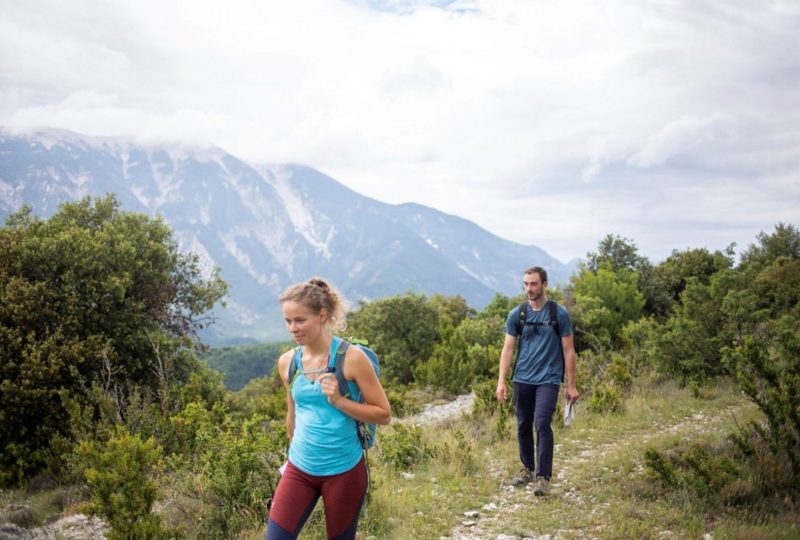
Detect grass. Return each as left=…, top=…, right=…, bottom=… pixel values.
left=0, top=483, right=84, bottom=528
left=5, top=377, right=799, bottom=539
left=431, top=377, right=799, bottom=540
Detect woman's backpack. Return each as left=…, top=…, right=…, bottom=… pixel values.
left=287, top=337, right=381, bottom=449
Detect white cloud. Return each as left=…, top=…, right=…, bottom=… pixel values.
left=1, top=0, right=799, bottom=263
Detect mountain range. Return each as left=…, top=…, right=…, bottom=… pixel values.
left=0, top=126, right=577, bottom=344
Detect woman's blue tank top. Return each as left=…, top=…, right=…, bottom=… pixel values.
left=288, top=337, right=363, bottom=476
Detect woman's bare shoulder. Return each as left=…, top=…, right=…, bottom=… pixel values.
left=277, top=348, right=297, bottom=375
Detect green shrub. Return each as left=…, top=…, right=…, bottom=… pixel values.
left=192, top=414, right=286, bottom=536
left=644, top=441, right=742, bottom=502
left=379, top=423, right=430, bottom=470
left=432, top=427, right=476, bottom=476
left=385, top=385, right=422, bottom=418
left=725, top=317, right=800, bottom=489
left=77, top=426, right=177, bottom=539
left=471, top=379, right=513, bottom=438
left=587, top=383, right=623, bottom=414
left=644, top=446, right=678, bottom=487
left=607, top=353, right=633, bottom=390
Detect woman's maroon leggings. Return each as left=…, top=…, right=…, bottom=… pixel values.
left=265, top=458, right=367, bottom=540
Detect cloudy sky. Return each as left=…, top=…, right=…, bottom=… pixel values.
left=2, top=0, right=798, bottom=262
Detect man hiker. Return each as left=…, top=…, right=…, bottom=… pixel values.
left=496, top=266, right=579, bottom=496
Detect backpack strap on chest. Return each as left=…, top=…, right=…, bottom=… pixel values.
left=326, top=337, right=351, bottom=398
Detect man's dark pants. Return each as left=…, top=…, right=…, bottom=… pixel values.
left=513, top=382, right=559, bottom=480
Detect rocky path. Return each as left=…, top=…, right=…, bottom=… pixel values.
left=0, top=514, right=107, bottom=540
left=398, top=394, right=475, bottom=426
left=443, top=403, right=748, bottom=540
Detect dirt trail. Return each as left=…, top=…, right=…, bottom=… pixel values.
left=444, top=403, right=748, bottom=540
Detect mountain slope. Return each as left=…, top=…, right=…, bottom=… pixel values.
left=0, top=127, right=576, bottom=343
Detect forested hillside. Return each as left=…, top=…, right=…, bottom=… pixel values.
left=202, top=342, right=291, bottom=391
left=1, top=196, right=798, bottom=538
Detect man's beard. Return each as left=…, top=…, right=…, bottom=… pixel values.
left=528, top=291, right=542, bottom=302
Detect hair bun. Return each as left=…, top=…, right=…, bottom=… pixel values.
left=309, top=277, right=329, bottom=290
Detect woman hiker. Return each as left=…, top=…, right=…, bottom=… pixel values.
left=266, top=278, right=391, bottom=540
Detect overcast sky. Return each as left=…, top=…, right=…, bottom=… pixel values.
left=2, top=0, right=798, bottom=262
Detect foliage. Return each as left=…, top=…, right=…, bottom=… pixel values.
left=347, top=293, right=441, bottom=384
left=431, top=427, right=476, bottom=476
left=228, top=371, right=288, bottom=421
left=179, top=364, right=229, bottom=412
left=77, top=426, right=176, bottom=539
left=428, top=294, right=475, bottom=334
left=385, top=386, right=422, bottom=418
left=587, top=382, right=623, bottom=414
left=570, top=262, right=645, bottom=352
left=0, top=195, right=227, bottom=485
left=644, top=270, right=736, bottom=383
left=414, top=316, right=503, bottom=394
left=739, top=222, right=800, bottom=269
left=202, top=341, right=290, bottom=391
left=378, top=423, right=431, bottom=470
left=182, top=412, right=286, bottom=536
left=644, top=440, right=742, bottom=500
left=586, top=234, right=647, bottom=273
left=724, top=317, right=800, bottom=487
left=471, top=379, right=513, bottom=439
left=654, top=247, right=734, bottom=305
left=479, top=292, right=522, bottom=322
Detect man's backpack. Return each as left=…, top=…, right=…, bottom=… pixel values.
left=513, top=299, right=565, bottom=381
left=288, top=337, right=381, bottom=449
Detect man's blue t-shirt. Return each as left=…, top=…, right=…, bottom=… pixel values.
left=505, top=301, right=573, bottom=385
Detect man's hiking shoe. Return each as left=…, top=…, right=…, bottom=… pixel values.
left=510, top=468, right=534, bottom=486
left=533, top=476, right=550, bottom=496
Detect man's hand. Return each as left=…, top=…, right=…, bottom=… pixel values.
left=496, top=380, right=508, bottom=402
left=566, top=385, right=580, bottom=404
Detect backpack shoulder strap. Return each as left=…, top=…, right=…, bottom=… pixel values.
left=329, top=338, right=351, bottom=398
left=547, top=300, right=566, bottom=382
left=516, top=301, right=528, bottom=337
left=548, top=300, right=561, bottom=335
left=287, top=347, right=301, bottom=383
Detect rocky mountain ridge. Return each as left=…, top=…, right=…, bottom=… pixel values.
left=0, top=127, right=576, bottom=344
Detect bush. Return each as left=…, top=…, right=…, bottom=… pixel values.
left=725, top=317, right=800, bottom=490
left=191, top=414, right=286, bottom=536
left=77, top=426, right=176, bottom=539
left=385, top=386, right=422, bottom=418
left=607, top=353, right=633, bottom=390
left=431, top=427, right=476, bottom=476
left=414, top=317, right=503, bottom=394
left=379, top=424, right=430, bottom=470
left=644, top=441, right=742, bottom=502
left=471, top=379, right=513, bottom=439
left=587, top=383, right=623, bottom=414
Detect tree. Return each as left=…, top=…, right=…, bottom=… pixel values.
left=0, top=195, right=227, bottom=485
left=346, top=293, right=440, bottom=384
left=415, top=316, right=504, bottom=394
left=583, top=233, right=671, bottom=320
left=654, top=247, right=734, bottom=304
left=428, top=294, right=475, bottom=335
left=740, top=223, right=800, bottom=269
left=586, top=234, right=647, bottom=273
left=569, top=263, right=645, bottom=352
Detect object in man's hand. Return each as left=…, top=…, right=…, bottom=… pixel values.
left=563, top=400, right=575, bottom=426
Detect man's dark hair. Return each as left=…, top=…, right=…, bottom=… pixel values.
left=524, top=266, right=548, bottom=284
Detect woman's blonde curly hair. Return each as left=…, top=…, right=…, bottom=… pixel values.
left=279, top=277, right=348, bottom=333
